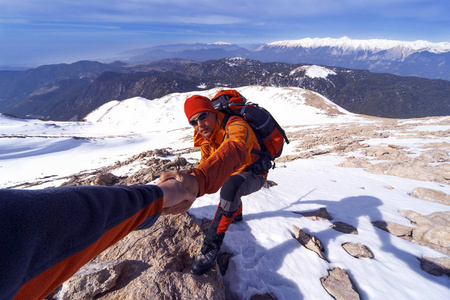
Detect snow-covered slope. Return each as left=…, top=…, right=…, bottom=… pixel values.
left=85, top=86, right=357, bottom=128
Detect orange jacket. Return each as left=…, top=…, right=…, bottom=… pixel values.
left=190, top=111, right=260, bottom=197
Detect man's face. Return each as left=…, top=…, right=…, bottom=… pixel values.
left=189, top=111, right=216, bottom=138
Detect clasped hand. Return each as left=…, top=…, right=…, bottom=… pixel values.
left=157, top=170, right=199, bottom=215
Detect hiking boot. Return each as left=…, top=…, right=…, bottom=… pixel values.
left=192, top=247, right=219, bottom=275
left=232, top=213, right=243, bottom=223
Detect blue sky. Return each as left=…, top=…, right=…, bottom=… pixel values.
left=0, top=0, right=449, bottom=67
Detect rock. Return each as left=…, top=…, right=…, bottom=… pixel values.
left=363, top=145, right=391, bottom=157
left=217, top=252, right=233, bottom=275
left=263, top=180, right=278, bottom=188
left=58, top=260, right=127, bottom=300
left=342, top=243, right=374, bottom=259
left=330, top=222, right=358, bottom=235
left=166, top=156, right=188, bottom=168
left=152, top=148, right=171, bottom=157
left=400, top=210, right=450, bottom=255
left=292, top=225, right=328, bottom=262
left=56, top=213, right=225, bottom=300
left=444, top=172, right=450, bottom=180
left=418, top=149, right=449, bottom=163
left=320, top=268, right=360, bottom=300
left=94, top=173, right=119, bottom=186
left=337, top=138, right=450, bottom=185
left=60, top=148, right=198, bottom=187
left=371, top=221, right=413, bottom=241
left=294, top=207, right=333, bottom=221
left=174, top=156, right=188, bottom=166
left=410, top=187, right=450, bottom=206
left=338, top=156, right=371, bottom=169
left=423, top=227, right=450, bottom=249
left=276, top=154, right=304, bottom=163
left=418, top=257, right=450, bottom=276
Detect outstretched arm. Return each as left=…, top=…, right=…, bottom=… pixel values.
left=0, top=183, right=194, bottom=300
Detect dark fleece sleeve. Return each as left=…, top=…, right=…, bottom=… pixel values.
left=0, top=184, right=163, bottom=300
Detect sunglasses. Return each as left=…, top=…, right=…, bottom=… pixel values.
left=189, top=112, right=209, bottom=126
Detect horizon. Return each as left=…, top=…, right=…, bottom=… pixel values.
left=1, top=0, right=449, bottom=67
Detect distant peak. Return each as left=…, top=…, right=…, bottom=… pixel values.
left=212, top=41, right=232, bottom=45
left=290, top=65, right=337, bottom=79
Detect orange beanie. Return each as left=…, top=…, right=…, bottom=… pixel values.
left=184, top=95, right=216, bottom=120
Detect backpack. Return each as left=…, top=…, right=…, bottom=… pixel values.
left=211, top=90, right=290, bottom=175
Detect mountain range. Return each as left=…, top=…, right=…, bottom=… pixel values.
left=0, top=57, right=449, bottom=121
left=118, top=37, right=450, bottom=81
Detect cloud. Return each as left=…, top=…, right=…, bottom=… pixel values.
left=1, top=0, right=448, bottom=27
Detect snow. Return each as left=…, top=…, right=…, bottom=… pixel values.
left=1, top=86, right=449, bottom=299
left=264, top=36, right=450, bottom=54
left=226, top=57, right=248, bottom=67
left=290, top=65, right=337, bottom=79
left=213, top=41, right=233, bottom=45
left=412, top=125, right=450, bottom=132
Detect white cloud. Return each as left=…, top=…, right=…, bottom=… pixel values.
left=1, top=0, right=448, bottom=26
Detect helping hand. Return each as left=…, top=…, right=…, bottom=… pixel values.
left=158, top=170, right=199, bottom=197
left=157, top=171, right=199, bottom=215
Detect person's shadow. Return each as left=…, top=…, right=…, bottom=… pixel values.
left=190, top=204, right=304, bottom=300
left=298, top=196, right=450, bottom=298
left=191, top=193, right=450, bottom=299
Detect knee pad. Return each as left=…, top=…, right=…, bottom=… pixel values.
left=220, top=175, right=246, bottom=202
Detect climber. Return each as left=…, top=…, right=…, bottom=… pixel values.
left=159, top=93, right=267, bottom=275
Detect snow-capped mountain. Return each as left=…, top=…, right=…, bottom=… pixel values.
left=251, top=37, right=450, bottom=80
left=117, top=36, right=450, bottom=80
left=259, top=36, right=450, bottom=56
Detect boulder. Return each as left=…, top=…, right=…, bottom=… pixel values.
left=294, top=207, right=333, bottom=221
left=401, top=210, right=450, bottom=255
left=293, top=225, right=328, bottom=262
left=342, top=243, right=374, bottom=259
left=58, top=260, right=127, bottom=300
left=418, top=257, right=450, bottom=276
left=94, top=173, right=119, bottom=186
left=330, top=222, right=358, bottom=235
left=263, top=180, right=278, bottom=188
left=54, top=213, right=226, bottom=300
left=320, top=268, right=360, bottom=300
left=410, top=187, right=450, bottom=206
left=371, top=221, right=413, bottom=241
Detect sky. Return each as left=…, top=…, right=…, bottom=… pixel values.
left=0, top=0, right=450, bottom=67
left=1, top=86, right=449, bottom=299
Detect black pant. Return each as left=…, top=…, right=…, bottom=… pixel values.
left=202, top=172, right=266, bottom=252
left=219, top=172, right=267, bottom=213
